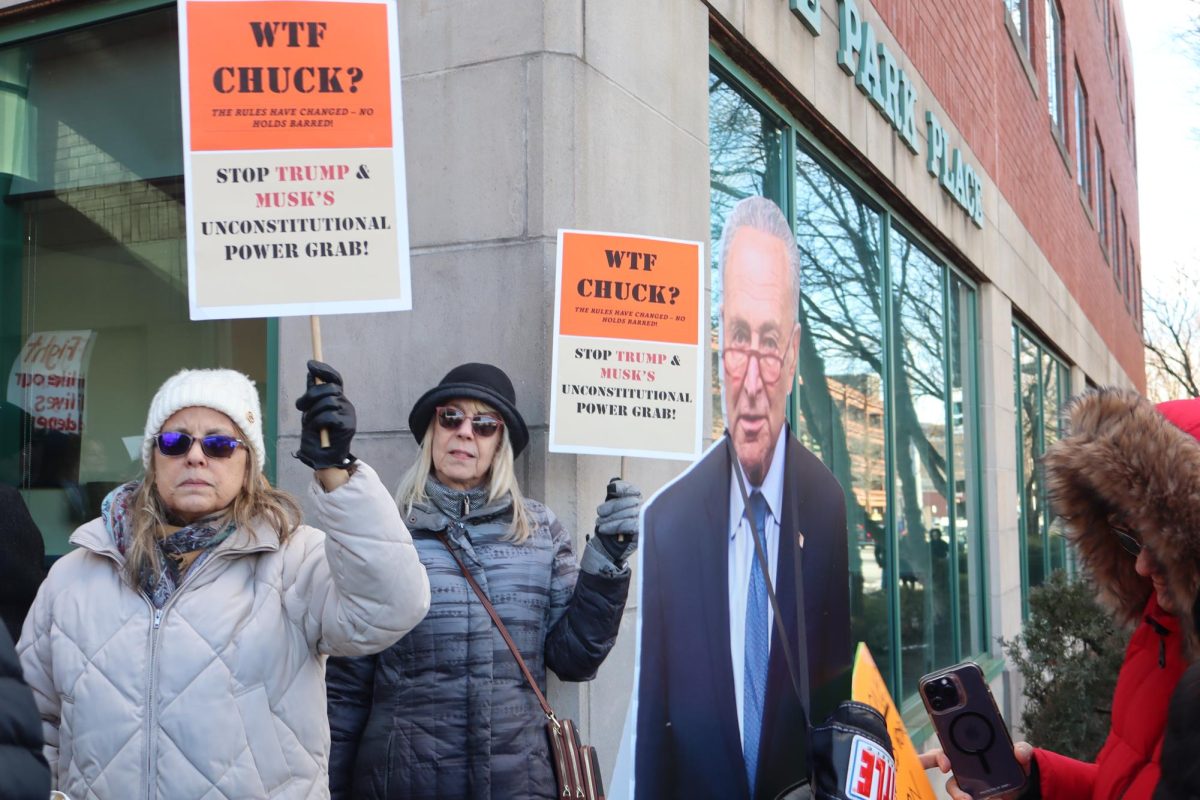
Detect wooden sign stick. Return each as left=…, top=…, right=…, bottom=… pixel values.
left=310, top=315, right=331, bottom=449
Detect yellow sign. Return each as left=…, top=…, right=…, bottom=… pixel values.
left=851, top=643, right=936, bottom=800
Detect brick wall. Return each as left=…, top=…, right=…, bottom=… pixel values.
left=874, top=0, right=1143, bottom=387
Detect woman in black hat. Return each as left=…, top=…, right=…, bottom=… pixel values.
left=326, top=363, right=640, bottom=800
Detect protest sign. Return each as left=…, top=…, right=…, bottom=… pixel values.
left=6, top=331, right=96, bottom=434
left=179, top=0, right=410, bottom=319
left=549, top=230, right=704, bottom=461
left=852, top=643, right=937, bottom=800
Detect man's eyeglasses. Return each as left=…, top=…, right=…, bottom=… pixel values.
left=154, top=432, right=245, bottom=459
left=722, top=329, right=796, bottom=385
left=436, top=406, right=505, bottom=438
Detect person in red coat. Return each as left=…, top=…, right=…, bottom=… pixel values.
left=923, top=389, right=1200, bottom=800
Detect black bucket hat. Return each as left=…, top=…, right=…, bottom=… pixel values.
left=409, top=363, right=529, bottom=456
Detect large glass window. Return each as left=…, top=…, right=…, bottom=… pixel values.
left=791, top=147, right=891, bottom=687
left=1074, top=69, right=1089, bottom=200
left=1095, top=137, right=1106, bottom=248
left=1046, top=0, right=1064, bottom=133
left=1014, top=327, right=1070, bottom=615
left=1119, top=213, right=1128, bottom=295
left=1105, top=4, right=1112, bottom=62
left=708, top=71, right=785, bottom=438
left=709, top=61, right=986, bottom=702
left=1125, top=231, right=1134, bottom=308
left=0, top=9, right=269, bottom=558
left=1109, top=179, right=1118, bottom=265
left=889, top=228, right=983, bottom=683
left=1005, top=0, right=1030, bottom=53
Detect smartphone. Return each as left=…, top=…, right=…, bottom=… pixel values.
left=919, top=662, right=1027, bottom=799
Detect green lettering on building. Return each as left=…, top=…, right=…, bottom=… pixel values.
left=855, top=22, right=884, bottom=103
left=804, top=0, right=982, bottom=228
left=899, top=73, right=918, bottom=152
left=790, top=0, right=821, bottom=34
left=926, top=111, right=984, bottom=227
left=836, top=0, right=921, bottom=156
left=837, top=0, right=861, bottom=75
left=877, top=44, right=900, bottom=127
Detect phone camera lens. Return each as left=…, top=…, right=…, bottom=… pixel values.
left=927, top=677, right=959, bottom=713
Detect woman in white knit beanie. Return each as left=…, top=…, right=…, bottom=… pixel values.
left=17, top=360, right=430, bottom=799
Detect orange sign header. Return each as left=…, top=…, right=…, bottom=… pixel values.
left=558, top=231, right=702, bottom=346
left=186, top=1, right=392, bottom=151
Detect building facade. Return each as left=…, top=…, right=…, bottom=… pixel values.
left=0, top=0, right=1142, bottom=784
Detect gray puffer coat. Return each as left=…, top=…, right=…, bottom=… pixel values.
left=326, top=489, right=630, bottom=800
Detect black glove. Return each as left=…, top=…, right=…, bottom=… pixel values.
left=806, top=701, right=896, bottom=800
left=593, top=478, right=641, bottom=564
left=294, top=360, right=357, bottom=470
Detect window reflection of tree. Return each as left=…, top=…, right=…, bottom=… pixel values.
left=793, top=151, right=963, bottom=690
left=708, top=73, right=783, bottom=438
left=792, top=152, right=891, bottom=678
left=891, top=234, right=953, bottom=684
left=1042, top=356, right=1068, bottom=574
left=1018, top=335, right=1045, bottom=597
left=706, top=72, right=982, bottom=692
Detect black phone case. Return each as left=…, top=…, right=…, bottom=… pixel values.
left=919, top=663, right=1027, bottom=800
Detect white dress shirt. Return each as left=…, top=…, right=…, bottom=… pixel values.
left=727, top=426, right=788, bottom=743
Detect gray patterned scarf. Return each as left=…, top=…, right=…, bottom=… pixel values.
left=103, top=481, right=236, bottom=608
left=425, top=476, right=490, bottom=520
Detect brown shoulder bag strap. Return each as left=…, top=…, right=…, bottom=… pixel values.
left=436, top=532, right=560, bottom=727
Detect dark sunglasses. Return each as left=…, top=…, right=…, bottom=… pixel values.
left=435, top=406, right=504, bottom=438
left=1110, top=522, right=1142, bottom=557
left=155, top=431, right=246, bottom=459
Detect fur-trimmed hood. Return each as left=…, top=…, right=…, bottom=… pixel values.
left=1043, top=388, right=1200, bottom=651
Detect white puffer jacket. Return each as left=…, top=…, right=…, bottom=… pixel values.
left=17, top=462, right=430, bottom=800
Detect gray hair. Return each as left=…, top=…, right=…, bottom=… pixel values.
left=717, top=196, right=802, bottom=319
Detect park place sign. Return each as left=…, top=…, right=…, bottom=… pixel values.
left=788, top=0, right=984, bottom=228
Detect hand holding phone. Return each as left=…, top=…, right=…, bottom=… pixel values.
left=919, top=663, right=1027, bottom=799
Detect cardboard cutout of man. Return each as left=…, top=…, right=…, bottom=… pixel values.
left=633, top=196, right=851, bottom=800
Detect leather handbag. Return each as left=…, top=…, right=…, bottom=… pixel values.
left=438, top=534, right=605, bottom=800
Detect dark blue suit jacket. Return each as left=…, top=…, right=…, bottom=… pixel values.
left=634, top=431, right=851, bottom=800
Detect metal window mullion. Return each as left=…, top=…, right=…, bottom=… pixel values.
left=879, top=210, right=903, bottom=698
left=1035, top=345, right=1051, bottom=585
left=784, top=129, right=799, bottom=428
left=783, top=127, right=796, bottom=226
left=1014, top=327, right=1030, bottom=619
left=966, top=288, right=988, bottom=651
left=0, top=176, right=23, bottom=483
left=0, top=0, right=170, bottom=46
left=941, top=264, right=962, bottom=661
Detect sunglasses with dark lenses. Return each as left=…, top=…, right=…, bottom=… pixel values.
left=1110, top=524, right=1142, bottom=557
left=155, top=431, right=246, bottom=459
left=435, top=406, right=504, bottom=438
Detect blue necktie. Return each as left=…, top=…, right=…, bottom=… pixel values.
left=743, top=491, right=769, bottom=797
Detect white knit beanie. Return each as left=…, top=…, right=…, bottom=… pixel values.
left=142, top=368, right=265, bottom=471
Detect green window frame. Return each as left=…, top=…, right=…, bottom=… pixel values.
left=1005, top=0, right=1030, bottom=53
left=1074, top=67, right=1089, bottom=201
left=709, top=53, right=989, bottom=706
left=0, top=2, right=280, bottom=558
left=1046, top=0, right=1064, bottom=134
